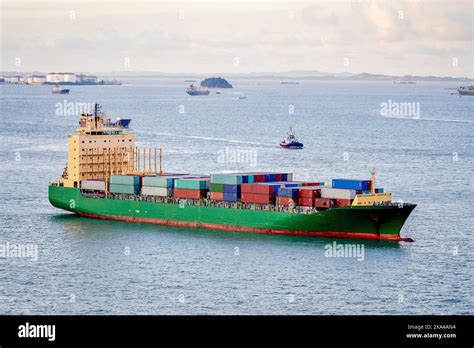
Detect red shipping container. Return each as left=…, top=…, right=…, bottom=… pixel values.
left=299, top=197, right=315, bottom=207
left=277, top=197, right=296, bottom=206
left=314, top=198, right=334, bottom=208
left=253, top=175, right=265, bottom=182
left=335, top=199, right=352, bottom=207
left=241, top=193, right=274, bottom=204
left=298, top=187, right=321, bottom=199
left=254, top=194, right=274, bottom=205
left=275, top=173, right=282, bottom=181
left=241, top=183, right=275, bottom=195
left=241, top=192, right=254, bottom=203
left=210, top=192, right=224, bottom=201
left=173, top=188, right=206, bottom=199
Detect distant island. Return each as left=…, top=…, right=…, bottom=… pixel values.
left=200, top=77, right=233, bottom=88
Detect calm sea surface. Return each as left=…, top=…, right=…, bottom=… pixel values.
left=0, top=79, right=472, bottom=314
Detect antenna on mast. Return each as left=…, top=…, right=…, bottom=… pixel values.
left=94, top=103, right=102, bottom=116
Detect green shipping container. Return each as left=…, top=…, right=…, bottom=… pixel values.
left=175, top=178, right=209, bottom=190
left=210, top=183, right=225, bottom=192
left=210, top=174, right=243, bottom=185
left=110, top=175, right=140, bottom=186
left=109, top=183, right=139, bottom=194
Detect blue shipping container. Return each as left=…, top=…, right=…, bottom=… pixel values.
left=332, top=179, right=370, bottom=191
left=223, top=192, right=239, bottom=202
left=223, top=184, right=241, bottom=194
left=278, top=187, right=300, bottom=198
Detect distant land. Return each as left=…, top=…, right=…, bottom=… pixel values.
left=200, top=77, right=233, bottom=88
left=1, top=70, right=473, bottom=82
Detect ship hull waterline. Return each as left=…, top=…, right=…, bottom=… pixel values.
left=49, top=186, right=416, bottom=242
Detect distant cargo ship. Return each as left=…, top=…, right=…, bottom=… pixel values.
left=281, top=81, right=299, bottom=84
left=393, top=80, right=416, bottom=84
left=457, top=86, right=474, bottom=95
left=186, top=84, right=210, bottom=96
left=52, top=85, right=70, bottom=94
left=48, top=104, right=416, bottom=242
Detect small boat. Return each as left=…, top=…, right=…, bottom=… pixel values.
left=52, top=85, right=70, bottom=94
left=186, top=84, right=209, bottom=96
left=216, top=91, right=222, bottom=94
left=238, top=96, right=247, bottom=99
left=280, top=126, right=304, bottom=149
left=457, top=86, right=474, bottom=96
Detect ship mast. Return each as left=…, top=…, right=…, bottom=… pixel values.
left=371, top=167, right=376, bottom=194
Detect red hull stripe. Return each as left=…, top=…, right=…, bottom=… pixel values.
left=77, top=213, right=414, bottom=242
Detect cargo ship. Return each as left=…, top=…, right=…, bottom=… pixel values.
left=457, top=86, right=474, bottom=96
left=48, top=105, right=416, bottom=242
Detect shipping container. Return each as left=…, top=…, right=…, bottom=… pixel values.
left=109, top=183, right=140, bottom=194
left=277, top=196, right=296, bottom=206
left=314, top=198, right=334, bottom=208
left=173, top=188, right=207, bottom=199
left=210, top=174, right=244, bottom=185
left=335, top=199, right=352, bottom=207
left=210, top=192, right=224, bottom=200
left=332, top=179, right=371, bottom=191
left=142, top=175, right=186, bottom=188
left=241, top=183, right=273, bottom=195
left=223, top=184, right=240, bottom=194
left=210, top=183, right=224, bottom=192
left=110, top=175, right=140, bottom=186
left=320, top=187, right=356, bottom=200
left=298, top=186, right=321, bottom=199
left=301, top=181, right=324, bottom=186
left=277, top=187, right=300, bottom=198
left=241, top=193, right=275, bottom=204
left=223, top=192, right=239, bottom=202
left=375, top=188, right=384, bottom=193
left=141, top=186, right=173, bottom=197
left=81, top=180, right=105, bottom=191
left=175, top=178, right=209, bottom=190
left=298, top=197, right=315, bottom=207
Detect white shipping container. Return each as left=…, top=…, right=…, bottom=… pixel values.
left=81, top=180, right=105, bottom=191
left=320, top=187, right=356, bottom=200
left=141, top=186, right=172, bottom=196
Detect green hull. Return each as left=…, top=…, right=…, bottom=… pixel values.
left=48, top=186, right=416, bottom=241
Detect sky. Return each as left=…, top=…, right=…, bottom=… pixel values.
left=1, top=0, right=473, bottom=77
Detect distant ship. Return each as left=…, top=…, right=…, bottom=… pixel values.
left=457, top=86, right=474, bottom=96
left=52, top=85, right=70, bottom=94
left=281, top=81, right=299, bottom=84
left=280, top=126, right=304, bottom=149
left=393, top=80, right=416, bottom=84
left=186, top=84, right=210, bottom=96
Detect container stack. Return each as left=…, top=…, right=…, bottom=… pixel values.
left=81, top=179, right=106, bottom=191
left=276, top=186, right=300, bottom=206
left=141, top=175, right=186, bottom=197
left=298, top=186, right=322, bottom=207
left=173, top=177, right=210, bottom=199
left=109, top=175, right=140, bottom=194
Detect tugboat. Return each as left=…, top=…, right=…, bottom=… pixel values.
left=280, top=126, right=304, bottom=149
left=457, top=86, right=474, bottom=96
left=52, top=85, right=70, bottom=94
left=186, top=84, right=210, bottom=96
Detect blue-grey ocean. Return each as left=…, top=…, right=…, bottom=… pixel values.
left=0, top=79, right=472, bottom=314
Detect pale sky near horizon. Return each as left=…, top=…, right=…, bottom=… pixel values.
left=1, top=0, right=473, bottom=77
